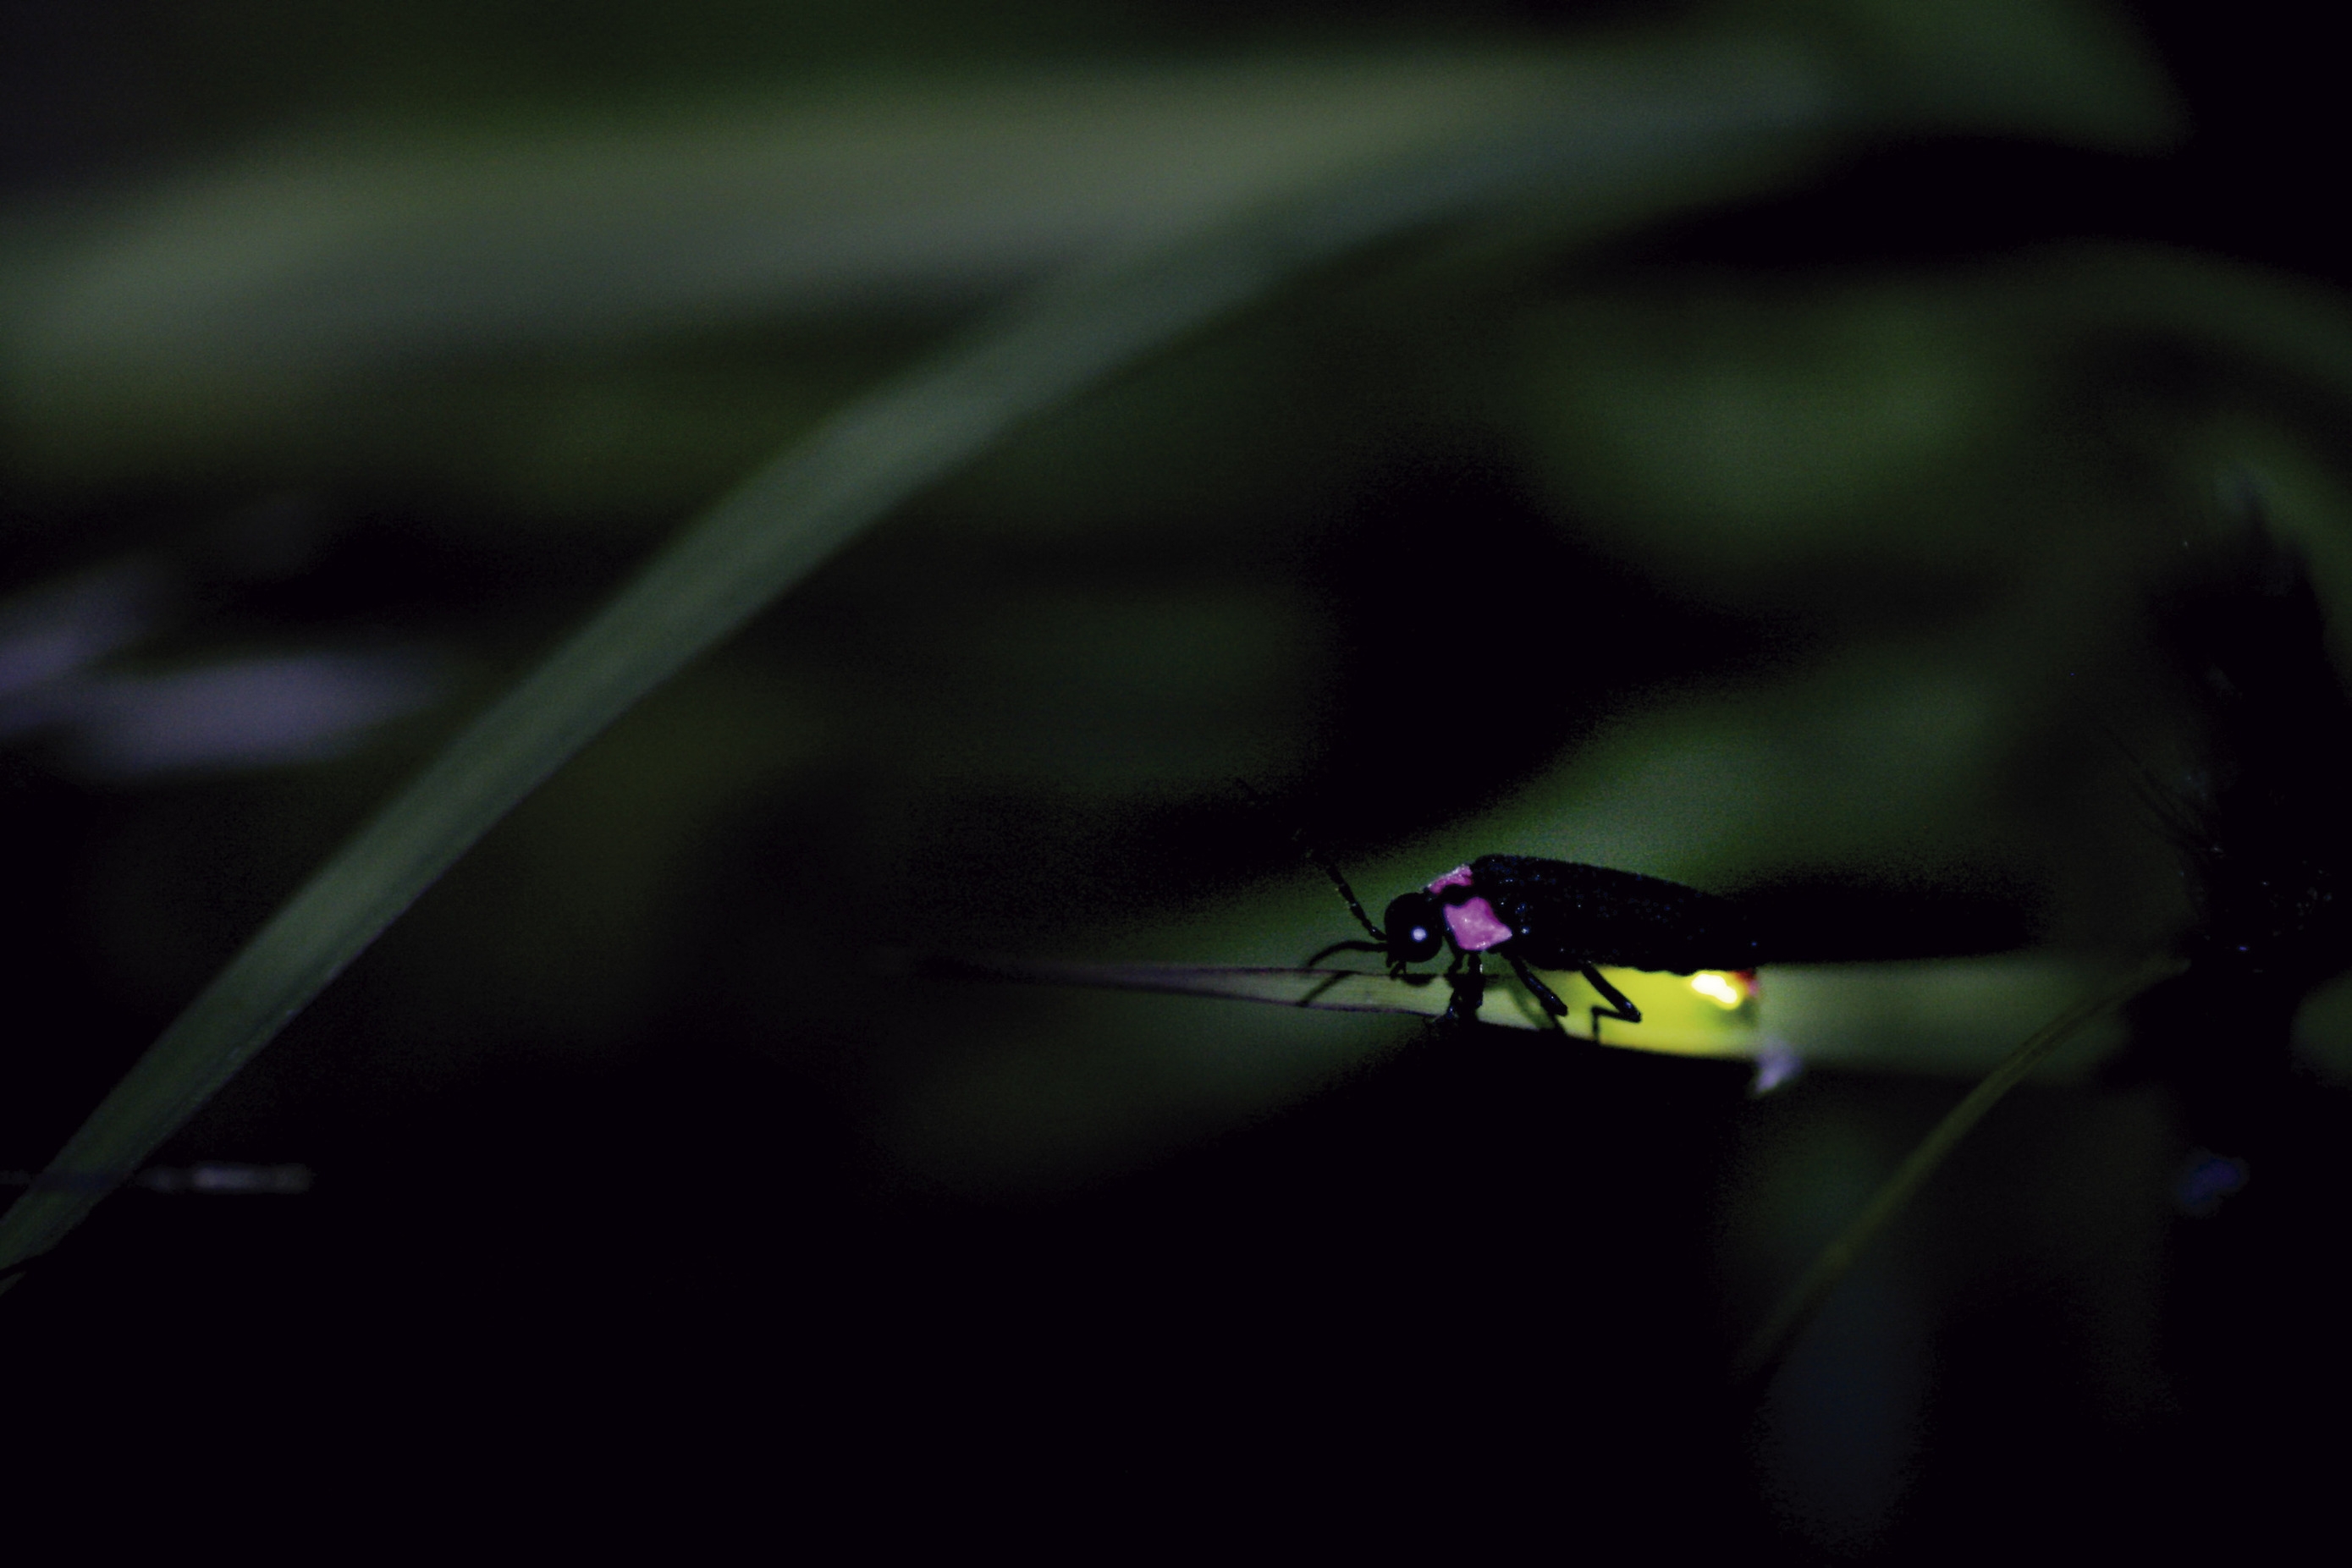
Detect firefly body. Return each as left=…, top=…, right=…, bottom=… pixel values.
left=1310, top=852, right=1764, bottom=1040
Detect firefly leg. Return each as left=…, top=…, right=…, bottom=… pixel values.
left=1441, top=950, right=1485, bottom=1026
left=1306, top=937, right=1387, bottom=967
left=1505, top=952, right=1568, bottom=1034
left=1297, top=970, right=1352, bottom=1009
left=1578, top=963, right=1642, bottom=1045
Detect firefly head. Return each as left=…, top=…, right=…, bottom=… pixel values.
left=1382, top=891, right=1446, bottom=965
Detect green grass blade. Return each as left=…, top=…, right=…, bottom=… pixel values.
left=0, top=43, right=1845, bottom=1280
left=912, top=954, right=1765, bottom=1055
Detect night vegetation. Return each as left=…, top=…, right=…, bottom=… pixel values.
left=3, top=0, right=2348, bottom=1551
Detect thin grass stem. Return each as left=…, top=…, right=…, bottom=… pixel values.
left=1732, top=955, right=2187, bottom=1389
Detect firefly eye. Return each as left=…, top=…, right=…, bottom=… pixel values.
left=1382, top=893, right=1446, bottom=964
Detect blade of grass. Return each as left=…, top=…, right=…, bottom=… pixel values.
left=0, top=41, right=1845, bottom=1283
left=908, top=954, right=1474, bottom=1021
left=910, top=953, right=1764, bottom=1054
left=1731, top=955, right=2186, bottom=1388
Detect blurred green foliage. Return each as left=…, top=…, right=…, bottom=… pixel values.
left=12, top=1, right=2352, bottom=1548
left=11, top=0, right=2342, bottom=1185
left=7, top=14, right=2352, bottom=1532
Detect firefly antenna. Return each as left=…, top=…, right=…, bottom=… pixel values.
left=1232, top=780, right=1383, bottom=943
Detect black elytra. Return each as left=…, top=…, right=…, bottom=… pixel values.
left=1305, top=850, right=1765, bottom=1042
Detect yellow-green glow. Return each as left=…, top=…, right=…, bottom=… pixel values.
left=1491, top=966, right=1761, bottom=1056
left=1689, top=971, right=1745, bottom=1008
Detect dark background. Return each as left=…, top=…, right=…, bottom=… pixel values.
left=3, top=1, right=2348, bottom=1551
